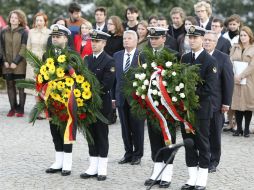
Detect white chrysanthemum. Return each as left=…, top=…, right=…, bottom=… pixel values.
left=152, top=89, right=158, bottom=95
left=152, top=80, right=157, bottom=86
left=154, top=100, right=159, bottom=107
left=151, top=62, right=157, bottom=68
left=179, top=83, right=185, bottom=89
left=139, top=73, right=146, bottom=80
left=142, top=63, right=147, bottom=69
left=143, top=79, right=149, bottom=86
left=162, top=81, right=167, bottom=86
left=172, top=96, right=177, bottom=102
left=165, top=61, right=172, bottom=68
left=158, top=91, right=161, bottom=96
left=161, top=70, right=167, bottom=76
left=133, top=81, right=138, bottom=87
left=141, top=94, right=146, bottom=99
left=175, top=86, right=180, bottom=92
left=136, top=91, right=140, bottom=96
left=141, top=85, right=146, bottom=90
left=135, top=74, right=140, bottom=79
left=172, top=71, right=176, bottom=76
left=180, top=93, right=185, bottom=98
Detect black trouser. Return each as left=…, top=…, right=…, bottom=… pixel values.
left=235, top=110, right=252, bottom=134
left=181, top=119, right=210, bottom=168
left=147, top=121, right=176, bottom=163
left=209, top=111, right=223, bottom=167
left=118, top=100, right=144, bottom=160
left=49, top=122, right=72, bottom=153
left=87, top=120, right=109, bottom=157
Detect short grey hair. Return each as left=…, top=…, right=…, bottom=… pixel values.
left=123, top=30, right=138, bottom=41
left=205, top=30, right=218, bottom=41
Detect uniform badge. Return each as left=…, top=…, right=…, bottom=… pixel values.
left=92, top=30, right=98, bottom=38
left=189, top=26, right=195, bottom=34
left=53, top=25, right=59, bottom=32
left=150, top=28, right=156, bottom=35
left=110, top=67, right=115, bottom=72
left=212, top=67, right=217, bottom=73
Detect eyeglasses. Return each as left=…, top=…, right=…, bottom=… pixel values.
left=196, top=10, right=206, bottom=13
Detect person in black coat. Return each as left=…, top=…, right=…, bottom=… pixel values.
left=113, top=30, right=145, bottom=165
left=93, top=7, right=108, bottom=33
left=143, top=27, right=178, bottom=189
left=203, top=31, right=234, bottom=173
left=211, top=18, right=232, bottom=55
left=80, top=30, right=115, bottom=181
left=181, top=25, right=218, bottom=190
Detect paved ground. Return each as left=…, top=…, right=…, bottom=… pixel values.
left=0, top=93, right=254, bottom=190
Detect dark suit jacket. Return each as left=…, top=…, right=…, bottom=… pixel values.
left=85, top=51, right=115, bottom=119
left=181, top=50, right=218, bottom=119
left=114, top=49, right=140, bottom=107
left=215, top=36, right=232, bottom=55
left=211, top=49, right=234, bottom=111
left=93, top=22, right=108, bottom=33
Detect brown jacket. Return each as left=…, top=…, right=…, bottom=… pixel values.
left=0, top=26, right=28, bottom=75
left=230, top=44, right=254, bottom=111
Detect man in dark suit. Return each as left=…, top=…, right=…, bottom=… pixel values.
left=80, top=29, right=115, bottom=181
left=181, top=25, right=218, bottom=190
left=113, top=30, right=145, bottom=166
left=203, top=31, right=234, bottom=173
left=93, top=7, right=108, bottom=33
left=144, top=27, right=178, bottom=189
left=211, top=18, right=231, bottom=55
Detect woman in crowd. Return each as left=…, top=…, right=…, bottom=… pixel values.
left=148, top=15, right=158, bottom=27
left=73, top=21, right=93, bottom=59
left=123, top=6, right=139, bottom=31
left=104, top=15, right=124, bottom=124
left=26, top=12, right=51, bottom=95
left=0, top=10, right=28, bottom=117
left=137, top=20, right=148, bottom=51
left=177, top=16, right=198, bottom=56
left=230, top=26, right=254, bottom=137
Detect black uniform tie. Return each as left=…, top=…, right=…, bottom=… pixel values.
left=191, top=52, right=195, bottom=64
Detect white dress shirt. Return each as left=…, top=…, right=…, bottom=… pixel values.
left=123, top=48, right=136, bottom=71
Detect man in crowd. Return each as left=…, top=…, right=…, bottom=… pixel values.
left=93, top=7, right=108, bottom=32
left=181, top=25, right=218, bottom=190
left=203, top=30, right=234, bottom=173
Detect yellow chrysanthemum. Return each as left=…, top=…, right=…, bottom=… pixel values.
left=75, top=75, right=84, bottom=83
left=57, top=55, right=66, bottom=63
left=76, top=98, right=84, bottom=107
left=44, top=72, right=49, bottom=81
left=50, top=93, right=61, bottom=101
left=59, top=98, right=66, bottom=104
left=62, top=89, right=71, bottom=98
left=56, top=67, right=65, bottom=78
left=81, top=81, right=91, bottom=90
left=57, top=81, right=65, bottom=90
left=40, top=65, right=47, bottom=75
left=48, top=65, right=56, bottom=74
left=37, top=74, right=43, bottom=84
left=48, top=81, right=57, bottom=90
left=46, top=58, right=54, bottom=67
left=65, top=77, right=74, bottom=87
left=82, top=90, right=92, bottom=100
left=74, top=89, right=81, bottom=98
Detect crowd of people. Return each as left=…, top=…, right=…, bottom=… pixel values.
left=0, top=1, right=254, bottom=189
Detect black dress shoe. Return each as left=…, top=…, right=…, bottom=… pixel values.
left=45, top=168, right=62, bottom=173
left=159, top=181, right=171, bottom=188
left=80, top=173, right=97, bottom=179
left=208, top=165, right=216, bottom=173
left=118, top=157, right=132, bottom=164
left=131, top=158, right=141, bottom=165
left=61, top=170, right=71, bottom=176
left=97, top=175, right=107, bottom=181
left=194, top=186, right=206, bottom=190
left=233, top=130, right=243, bottom=136
left=144, top=179, right=160, bottom=186
left=244, top=133, right=250, bottom=137
left=181, top=184, right=195, bottom=190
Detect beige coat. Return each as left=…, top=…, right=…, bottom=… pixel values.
left=230, top=44, right=254, bottom=111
